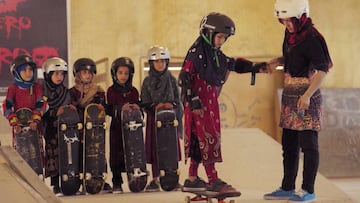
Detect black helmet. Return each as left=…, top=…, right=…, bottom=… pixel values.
left=73, top=58, right=96, bottom=76
left=110, top=57, right=134, bottom=84
left=200, top=12, right=235, bottom=36
left=10, top=54, right=37, bottom=76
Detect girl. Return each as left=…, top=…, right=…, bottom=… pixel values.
left=42, top=57, right=71, bottom=196
left=141, top=46, right=182, bottom=192
left=106, top=57, right=140, bottom=193
left=264, top=0, right=332, bottom=202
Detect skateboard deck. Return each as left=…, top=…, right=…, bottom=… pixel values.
left=155, top=108, right=179, bottom=191
left=120, top=106, right=148, bottom=192
left=184, top=190, right=239, bottom=203
left=57, top=105, right=82, bottom=195
left=83, top=103, right=107, bottom=194
left=14, top=108, right=43, bottom=175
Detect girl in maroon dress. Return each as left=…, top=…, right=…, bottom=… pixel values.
left=69, top=58, right=112, bottom=193
left=106, top=57, right=140, bottom=193
left=179, top=13, right=273, bottom=196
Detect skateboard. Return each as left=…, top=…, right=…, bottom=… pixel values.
left=120, top=106, right=148, bottom=192
left=184, top=190, right=239, bottom=203
left=57, top=105, right=82, bottom=195
left=83, top=103, right=107, bottom=194
left=14, top=108, right=43, bottom=175
left=155, top=108, right=180, bottom=191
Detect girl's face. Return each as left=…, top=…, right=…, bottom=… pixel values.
left=280, top=18, right=295, bottom=33
left=116, top=66, right=130, bottom=84
left=19, top=65, right=34, bottom=82
left=79, top=69, right=93, bottom=83
left=51, top=70, right=65, bottom=85
left=153, top=59, right=166, bottom=72
left=213, top=32, right=229, bottom=49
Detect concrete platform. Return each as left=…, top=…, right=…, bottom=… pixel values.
left=0, top=128, right=355, bottom=202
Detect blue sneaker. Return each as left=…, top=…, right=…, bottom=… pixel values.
left=288, top=189, right=316, bottom=203
left=264, top=187, right=295, bottom=200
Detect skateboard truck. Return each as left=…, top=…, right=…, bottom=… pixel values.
left=132, top=168, right=148, bottom=177
left=126, top=121, right=144, bottom=131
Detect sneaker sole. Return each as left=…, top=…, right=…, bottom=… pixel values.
left=288, top=198, right=316, bottom=203
left=182, top=187, right=207, bottom=192
left=263, top=196, right=292, bottom=200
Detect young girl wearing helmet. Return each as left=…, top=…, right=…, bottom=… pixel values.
left=2, top=54, right=47, bottom=174
left=140, top=46, right=183, bottom=192
left=106, top=57, right=140, bottom=193
left=69, top=57, right=112, bottom=193
left=264, top=0, right=332, bottom=202
left=179, top=12, right=275, bottom=196
left=42, top=57, right=71, bottom=196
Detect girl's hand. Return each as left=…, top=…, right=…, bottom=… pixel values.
left=163, top=103, right=173, bottom=109
left=122, top=103, right=130, bottom=111
left=29, top=122, right=37, bottom=131
left=297, top=95, right=310, bottom=110
left=155, top=103, right=164, bottom=110
left=193, top=109, right=204, bottom=117
left=129, top=104, right=140, bottom=110
left=14, top=125, right=21, bottom=134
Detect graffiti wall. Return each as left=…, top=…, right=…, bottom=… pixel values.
left=0, top=0, right=68, bottom=96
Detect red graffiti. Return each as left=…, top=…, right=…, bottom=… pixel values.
left=0, top=46, right=59, bottom=73
left=0, top=15, right=31, bottom=39
left=0, top=0, right=27, bottom=13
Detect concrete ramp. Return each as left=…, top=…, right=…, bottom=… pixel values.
left=0, top=146, right=61, bottom=203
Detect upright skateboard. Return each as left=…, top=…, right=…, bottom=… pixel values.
left=14, top=108, right=43, bottom=175
left=57, top=105, right=82, bottom=195
left=184, top=190, right=240, bottom=203
left=120, top=105, right=148, bottom=192
left=155, top=108, right=180, bottom=191
left=83, top=103, right=107, bottom=194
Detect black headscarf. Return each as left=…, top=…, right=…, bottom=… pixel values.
left=183, top=34, right=231, bottom=86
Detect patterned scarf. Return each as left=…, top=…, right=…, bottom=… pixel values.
left=43, top=75, right=70, bottom=108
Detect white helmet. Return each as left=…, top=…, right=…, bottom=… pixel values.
left=147, top=46, right=170, bottom=61
left=42, top=57, right=68, bottom=74
left=274, top=0, right=309, bottom=19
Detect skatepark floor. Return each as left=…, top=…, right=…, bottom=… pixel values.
left=0, top=128, right=358, bottom=203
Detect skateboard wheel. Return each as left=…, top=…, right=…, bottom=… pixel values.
left=85, top=172, right=92, bottom=180
left=86, top=122, right=92, bottom=130
left=173, top=119, right=179, bottom=127
left=79, top=173, right=84, bottom=180
left=159, top=170, right=165, bottom=177
left=185, top=196, right=191, bottom=203
left=102, top=172, right=107, bottom=180
left=176, top=169, right=181, bottom=175
left=61, top=124, right=67, bottom=131
left=103, top=122, right=107, bottom=129
left=157, top=121, right=162, bottom=128
left=77, top=123, right=83, bottom=130
left=62, top=174, right=68, bottom=181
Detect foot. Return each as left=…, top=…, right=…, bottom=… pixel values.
left=101, top=182, right=112, bottom=193
left=182, top=177, right=207, bottom=192
left=206, top=179, right=241, bottom=197
left=145, top=179, right=160, bottom=192
left=263, top=187, right=295, bottom=200
left=288, top=189, right=316, bottom=203
left=112, top=183, right=123, bottom=194
left=53, top=185, right=63, bottom=197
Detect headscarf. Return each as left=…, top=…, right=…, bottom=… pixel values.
left=74, top=73, right=103, bottom=107
left=43, top=72, right=71, bottom=108
left=183, top=34, right=230, bottom=86
left=284, top=15, right=333, bottom=69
